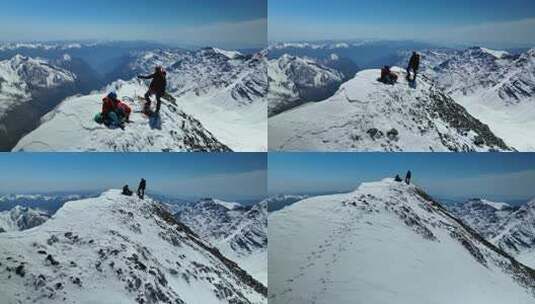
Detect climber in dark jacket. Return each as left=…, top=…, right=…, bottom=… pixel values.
left=122, top=185, right=133, bottom=196
left=138, top=66, right=167, bottom=114
left=137, top=178, right=146, bottom=200
left=405, top=170, right=412, bottom=185
left=394, top=174, right=403, bottom=182
left=407, top=52, right=420, bottom=81
left=379, top=66, right=398, bottom=85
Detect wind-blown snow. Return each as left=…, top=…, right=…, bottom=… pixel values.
left=269, top=179, right=535, bottom=304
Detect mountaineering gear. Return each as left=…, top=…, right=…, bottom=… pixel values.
left=138, top=67, right=167, bottom=114
left=94, top=113, right=104, bottom=124
left=122, top=185, right=133, bottom=196
left=405, top=170, right=412, bottom=185
left=107, top=111, right=122, bottom=127
left=394, top=175, right=403, bottom=182
left=380, top=66, right=398, bottom=85
left=407, top=52, right=420, bottom=81
left=137, top=178, right=146, bottom=200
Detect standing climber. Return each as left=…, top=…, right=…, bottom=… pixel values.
left=406, top=52, right=420, bottom=81
left=405, top=170, right=412, bottom=185
left=137, top=178, right=146, bottom=200
left=138, top=66, right=167, bottom=115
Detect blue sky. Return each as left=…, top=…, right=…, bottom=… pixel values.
left=269, top=0, right=535, bottom=46
left=0, top=0, right=267, bottom=48
left=268, top=153, right=535, bottom=201
left=0, top=153, right=267, bottom=200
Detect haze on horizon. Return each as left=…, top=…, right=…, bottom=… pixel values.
left=0, top=154, right=267, bottom=201
left=269, top=0, right=535, bottom=48
left=0, top=0, right=267, bottom=49
left=268, top=153, right=535, bottom=203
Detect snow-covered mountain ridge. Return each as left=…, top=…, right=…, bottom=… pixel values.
left=268, top=54, right=344, bottom=116
left=0, top=190, right=267, bottom=304
left=269, top=67, right=511, bottom=152
left=0, top=206, right=50, bottom=233
left=12, top=79, right=230, bottom=152
left=269, top=179, right=535, bottom=304
left=401, top=46, right=535, bottom=150
left=0, top=55, right=75, bottom=119
left=449, top=198, right=516, bottom=239
left=450, top=197, right=535, bottom=269
left=12, top=47, right=267, bottom=151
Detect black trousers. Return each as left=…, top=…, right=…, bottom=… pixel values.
left=137, top=188, right=145, bottom=199
left=144, top=91, right=163, bottom=112
left=406, top=67, right=418, bottom=79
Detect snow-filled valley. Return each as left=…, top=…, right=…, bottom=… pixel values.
left=269, top=179, right=535, bottom=304
left=0, top=190, right=267, bottom=304
left=0, top=43, right=267, bottom=152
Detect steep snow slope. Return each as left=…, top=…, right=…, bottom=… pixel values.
left=0, top=206, right=49, bottom=233
left=269, top=179, right=535, bottom=304
left=268, top=55, right=344, bottom=116
left=13, top=79, right=230, bottom=152
left=269, top=68, right=511, bottom=152
left=421, top=47, right=535, bottom=150
left=0, top=190, right=267, bottom=304
left=176, top=199, right=267, bottom=284
left=449, top=198, right=515, bottom=239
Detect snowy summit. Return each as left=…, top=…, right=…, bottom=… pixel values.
left=269, top=179, right=535, bottom=304
left=0, top=190, right=267, bottom=304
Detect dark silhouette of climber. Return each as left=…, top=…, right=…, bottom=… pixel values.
left=405, top=170, right=412, bottom=185
left=137, top=178, right=146, bottom=200
left=122, top=185, right=133, bottom=196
